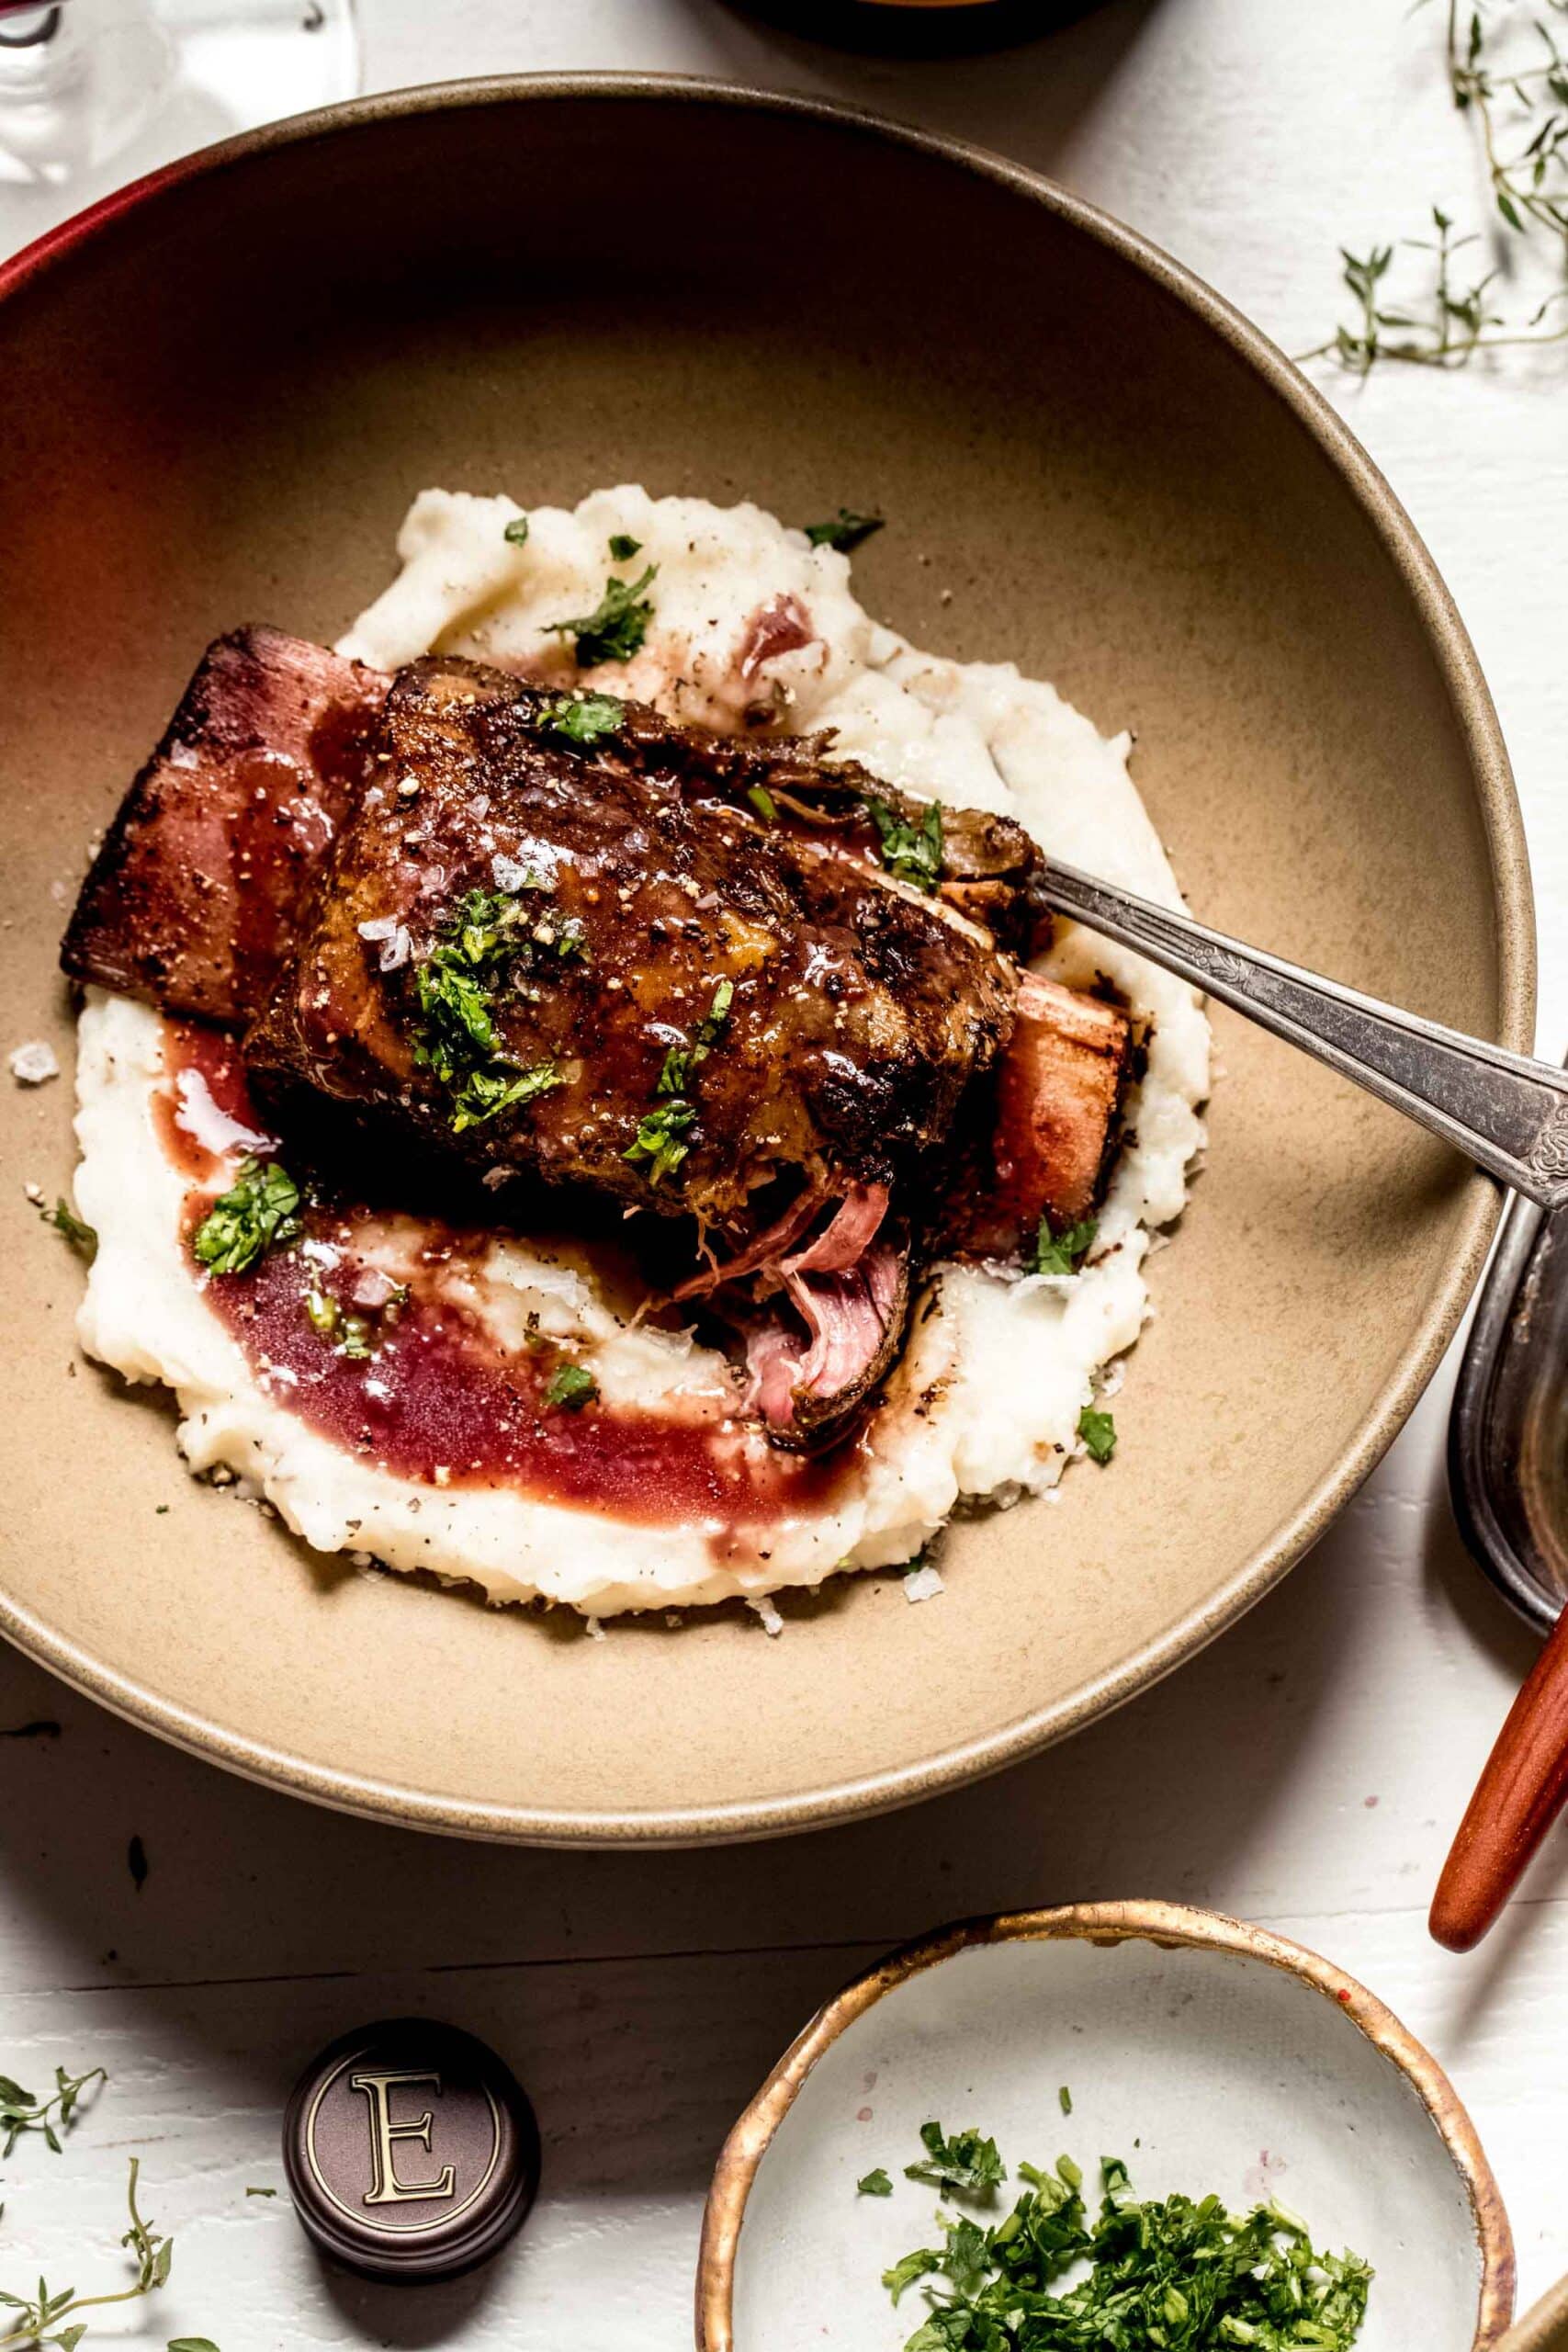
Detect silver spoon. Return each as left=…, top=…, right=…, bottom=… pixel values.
left=1043, top=860, right=1568, bottom=1209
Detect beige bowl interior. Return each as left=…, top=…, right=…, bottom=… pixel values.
left=0, top=83, right=1530, bottom=1842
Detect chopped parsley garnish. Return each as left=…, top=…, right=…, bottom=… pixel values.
left=451, top=1060, right=563, bottom=1134
left=1077, top=1406, right=1117, bottom=1464
left=628, top=982, right=734, bottom=1187
left=747, top=783, right=778, bottom=822
left=867, top=797, right=944, bottom=893
left=303, top=1288, right=336, bottom=1340
left=905, top=2122, right=1007, bottom=2200
left=539, top=915, right=589, bottom=963
left=624, top=1098, right=697, bottom=1186
left=304, top=1290, right=373, bottom=1359
left=39, top=1195, right=97, bottom=1261
left=657, top=979, right=734, bottom=1096
left=805, top=507, right=885, bottom=552
left=191, top=1159, right=301, bottom=1275
left=875, top=2134, right=1372, bottom=2352
left=451, top=885, right=545, bottom=969
left=546, top=563, right=659, bottom=666
left=412, top=888, right=570, bottom=1134
left=544, top=1362, right=598, bottom=1411
left=530, top=691, right=625, bottom=749
left=858, top=2168, right=894, bottom=2198
left=415, top=953, right=502, bottom=1080
left=1057, top=2086, right=1072, bottom=2117
left=1033, top=1216, right=1097, bottom=1277
left=503, top=513, right=530, bottom=546
left=607, top=532, right=643, bottom=560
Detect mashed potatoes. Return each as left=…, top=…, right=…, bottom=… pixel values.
left=72, top=488, right=1209, bottom=1617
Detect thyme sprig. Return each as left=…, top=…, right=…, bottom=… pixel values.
left=0, top=2067, right=105, bottom=2158
left=1303, top=2, right=1568, bottom=372
left=0, top=2156, right=184, bottom=2352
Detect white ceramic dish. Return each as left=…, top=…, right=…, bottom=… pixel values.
left=698, top=1903, right=1514, bottom=2350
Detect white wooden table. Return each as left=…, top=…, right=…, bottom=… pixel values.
left=4, top=3, right=1567, bottom=2344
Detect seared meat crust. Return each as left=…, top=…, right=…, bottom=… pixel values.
left=611, top=704, right=1052, bottom=958
left=244, top=659, right=1019, bottom=1235
left=61, top=628, right=389, bottom=1023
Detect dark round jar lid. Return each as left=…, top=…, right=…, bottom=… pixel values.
left=282, top=2018, right=539, bottom=2281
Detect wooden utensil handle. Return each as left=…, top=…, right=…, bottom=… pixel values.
left=1431, top=1604, right=1568, bottom=1951
left=1496, top=2267, right=1568, bottom=2351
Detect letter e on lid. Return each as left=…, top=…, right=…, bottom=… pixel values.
left=283, top=2018, right=539, bottom=2279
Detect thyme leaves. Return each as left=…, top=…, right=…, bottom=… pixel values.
left=1304, top=4, right=1568, bottom=372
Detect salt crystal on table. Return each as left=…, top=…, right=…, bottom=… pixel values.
left=747, top=1596, right=784, bottom=1636
left=9, top=1042, right=58, bottom=1086
left=903, top=1563, right=946, bottom=1603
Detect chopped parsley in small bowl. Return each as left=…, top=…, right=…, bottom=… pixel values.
left=697, top=1904, right=1513, bottom=2352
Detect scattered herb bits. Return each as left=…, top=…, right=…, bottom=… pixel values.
left=626, top=981, right=734, bottom=1187
left=607, top=532, right=643, bottom=561
left=544, top=1363, right=597, bottom=1412
left=658, top=980, right=733, bottom=1097
left=304, top=1291, right=374, bottom=1360
left=874, top=2125, right=1372, bottom=2350
left=502, top=514, right=531, bottom=547
left=1032, top=1217, right=1096, bottom=1278
left=38, top=1195, right=97, bottom=1261
left=624, top=1098, right=697, bottom=1187
left=411, top=888, right=570, bottom=1134
left=1077, top=1407, right=1117, bottom=1464
left=866, top=797, right=944, bottom=894
left=858, top=2168, right=895, bottom=2198
left=191, top=1159, right=301, bottom=1276
left=546, top=563, right=659, bottom=666
left=530, top=691, right=625, bottom=749
left=450, top=1060, right=563, bottom=1135
left=805, top=507, right=885, bottom=553
left=904, top=2121, right=1006, bottom=2199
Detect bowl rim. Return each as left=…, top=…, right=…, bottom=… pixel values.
left=1449, top=1189, right=1564, bottom=1633
left=0, top=74, right=1537, bottom=1847
left=694, top=1898, right=1517, bottom=2350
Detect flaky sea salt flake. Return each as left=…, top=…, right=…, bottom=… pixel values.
left=9, top=1041, right=58, bottom=1086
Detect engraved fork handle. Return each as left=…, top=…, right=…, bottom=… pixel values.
left=1042, top=861, right=1568, bottom=1210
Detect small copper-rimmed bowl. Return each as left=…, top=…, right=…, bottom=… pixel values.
left=697, top=1902, right=1514, bottom=2351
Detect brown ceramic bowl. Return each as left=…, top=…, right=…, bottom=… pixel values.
left=697, top=1904, right=1516, bottom=2349
left=0, top=79, right=1532, bottom=1844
